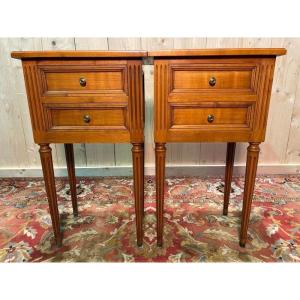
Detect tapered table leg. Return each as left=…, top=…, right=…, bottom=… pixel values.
left=223, top=142, right=236, bottom=215
left=155, top=143, right=166, bottom=247
left=240, top=142, right=260, bottom=247
left=141, top=143, right=145, bottom=217
left=64, top=143, right=78, bottom=217
left=39, top=144, right=62, bottom=247
left=132, top=143, right=144, bottom=246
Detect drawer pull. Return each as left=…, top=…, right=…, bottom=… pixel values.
left=209, top=77, right=216, bottom=87
left=207, top=114, right=214, bottom=123
left=83, top=114, right=91, bottom=123
left=79, top=77, right=87, bottom=87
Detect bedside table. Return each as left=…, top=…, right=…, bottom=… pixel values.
left=150, top=48, right=286, bottom=247
left=11, top=50, right=147, bottom=247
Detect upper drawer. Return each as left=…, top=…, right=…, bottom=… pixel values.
left=38, top=63, right=128, bottom=97
left=169, top=62, right=260, bottom=95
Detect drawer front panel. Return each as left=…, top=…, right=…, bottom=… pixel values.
left=39, top=64, right=128, bottom=98
left=47, top=107, right=127, bottom=129
left=45, top=71, right=124, bottom=92
left=169, top=61, right=259, bottom=95
left=170, top=103, right=254, bottom=129
left=173, top=69, right=252, bottom=90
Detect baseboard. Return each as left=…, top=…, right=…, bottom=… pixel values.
left=0, top=167, right=132, bottom=178
left=0, top=164, right=299, bottom=178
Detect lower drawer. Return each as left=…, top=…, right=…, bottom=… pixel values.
left=170, top=103, right=254, bottom=129
left=164, top=102, right=256, bottom=142
left=46, top=106, right=127, bottom=130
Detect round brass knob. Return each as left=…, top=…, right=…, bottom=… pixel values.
left=209, top=77, right=216, bottom=87
left=207, top=114, right=214, bottom=123
left=83, top=115, right=91, bottom=123
left=79, top=77, right=86, bottom=87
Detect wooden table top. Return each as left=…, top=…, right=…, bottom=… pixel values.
left=11, top=48, right=287, bottom=59
left=11, top=50, right=148, bottom=59
left=148, top=48, right=287, bottom=57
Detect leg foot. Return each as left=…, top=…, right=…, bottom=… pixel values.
left=56, top=240, right=63, bottom=248
left=239, top=241, right=246, bottom=248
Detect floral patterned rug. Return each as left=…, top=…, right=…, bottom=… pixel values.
left=0, top=175, right=300, bottom=262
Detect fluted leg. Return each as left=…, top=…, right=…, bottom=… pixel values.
left=141, top=143, right=145, bottom=216
left=155, top=143, right=166, bottom=247
left=39, top=144, right=62, bottom=247
left=132, top=143, right=144, bottom=246
left=223, top=142, right=236, bottom=215
left=240, top=142, right=260, bottom=247
left=64, top=144, right=78, bottom=217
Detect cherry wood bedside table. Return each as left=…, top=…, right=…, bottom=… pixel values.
left=150, top=48, right=286, bottom=247
left=11, top=50, right=146, bottom=247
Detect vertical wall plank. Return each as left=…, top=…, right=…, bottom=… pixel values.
left=74, top=38, right=115, bottom=167
left=286, top=86, right=300, bottom=163
left=240, top=38, right=271, bottom=48
left=108, top=38, right=142, bottom=50
left=143, top=64, right=155, bottom=167
left=286, top=64, right=300, bottom=163
left=41, top=38, right=75, bottom=51
left=270, top=38, right=300, bottom=164
left=173, top=38, right=207, bottom=49
left=141, top=38, right=174, bottom=50
left=74, top=38, right=108, bottom=50
left=206, top=38, right=242, bottom=48
left=0, top=38, right=42, bottom=168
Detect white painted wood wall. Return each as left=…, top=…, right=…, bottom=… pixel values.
left=1, top=38, right=300, bottom=176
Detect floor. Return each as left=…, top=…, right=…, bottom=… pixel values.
left=0, top=175, right=300, bottom=262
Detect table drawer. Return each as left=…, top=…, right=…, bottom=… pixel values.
left=169, top=62, right=259, bottom=95
left=46, top=106, right=127, bottom=130
left=38, top=63, right=128, bottom=99
left=46, top=71, right=124, bottom=91
left=170, top=103, right=253, bottom=129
